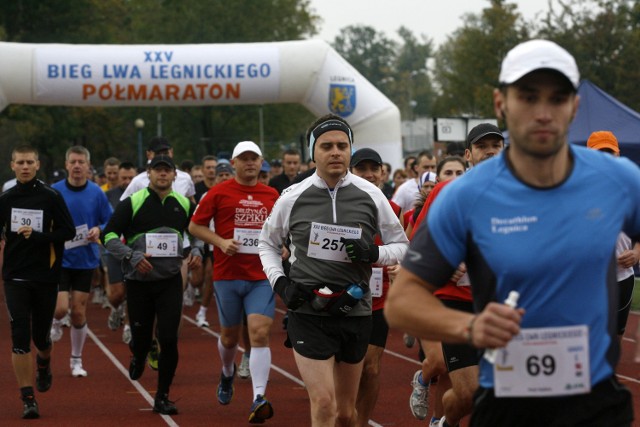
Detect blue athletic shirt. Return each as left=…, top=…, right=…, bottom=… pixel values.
left=53, top=179, right=113, bottom=269
left=405, top=144, right=640, bottom=389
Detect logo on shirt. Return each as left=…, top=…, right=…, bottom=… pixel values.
left=490, top=216, right=538, bottom=235
left=235, top=207, right=269, bottom=227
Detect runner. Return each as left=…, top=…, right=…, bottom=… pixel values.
left=189, top=140, right=279, bottom=424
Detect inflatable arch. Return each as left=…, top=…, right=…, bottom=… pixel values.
left=0, top=40, right=402, bottom=167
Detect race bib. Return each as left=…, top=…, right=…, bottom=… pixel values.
left=65, top=224, right=89, bottom=250
left=145, top=233, right=179, bottom=257
left=234, top=227, right=260, bottom=254
left=370, top=267, right=383, bottom=297
left=307, top=222, right=362, bottom=263
left=494, top=325, right=590, bottom=397
left=11, top=208, right=43, bottom=233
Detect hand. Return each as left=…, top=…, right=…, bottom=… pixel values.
left=273, top=276, right=311, bottom=310
left=340, top=237, right=379, bottom=263
left=468, top=302, right=525, bottom=349
left=617, top=249, right=639, bottom=269
left=17, top=225, right=33, bottom=239
left=451, top=263, right=467, bottom=283
left=387, top=264, right=400, bottom=282
left=186, top=253, right=202, bottom=270
left=133, top=254, right=153, bottom=274
left=219, top=238, right=240, bottom=256
left=87, top=226, right=101, bottom=243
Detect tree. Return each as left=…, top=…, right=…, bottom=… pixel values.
left=431, top=0, right=529, bottom=118
left=0, top=0, right=320, bottom=181
left=332, top=25, right=435, bottom=120
left=537, top=0, right=640, bottom=111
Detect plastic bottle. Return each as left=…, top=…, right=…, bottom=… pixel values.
left=346, top=283, right=364, bottom=300
left=483, top=291, right=520, bottom=364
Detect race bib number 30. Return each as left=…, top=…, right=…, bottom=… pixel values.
left=494, top=325, right=590, bottom=397
left=65, top=224, right=89, bottom=250
left=146, top=233, right=179, bottom=257
left=234, top=228, right=260, bottom=254
left=11, top=208, right=43, bottom=233
left=307, top=222, right=362, bottom=263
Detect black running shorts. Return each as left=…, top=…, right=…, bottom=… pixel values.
left=287, top=311, right=372, bottom=363
left=440, top=299, right=480, bottom=372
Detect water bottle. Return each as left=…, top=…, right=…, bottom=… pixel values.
left=328, top=283, right=364, bottom=317
left=345, top=283, right=364, bottom=300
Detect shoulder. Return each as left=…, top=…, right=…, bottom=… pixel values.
left=256, top=182, right=280, bottom=198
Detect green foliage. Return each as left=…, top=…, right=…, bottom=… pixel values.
left=431, top=0, right=529, bottom=117
left=536, top=0, right=640, bottom=111
left=0, top=0, right=319, bottom=182
left=332, top=25, right=436, bottom=120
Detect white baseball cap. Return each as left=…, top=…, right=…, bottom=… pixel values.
left=499, top=39, right=580, bottom=89
left=232, top=141, right=262, bottom=159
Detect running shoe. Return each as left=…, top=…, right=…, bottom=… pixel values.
left=248, top=394, right=273, bottom=424
left=409, top=369, right=428, bottom=420
left=50, top=320, right=63, bottom=342
left=183, top=284, right=195, bottom=307
left=238, top=352, right=251, bottom=379
left=196, top=311, right=209, bottom=328
left=129, top=355, right=145, bottom=380
left=22, top=396, right=39, bottom=419
left=122, top=324, right=132, bottom=344
left=217, top=365, right=236, bottom=405
left=147, top=339, right=159, bottom=371
left=60, top=311, right=71, bottom=327
left=70, top=357, right=88, bottom=377
left=153, top=393, right=178, bottom=415
left=404, top=333, right=416, bottom=348
left=107, top=306, right=122, bottom=331
left=91, top=287, right=103, bottom=304
left=36, top=364, right=52, bottom=392
left=429, top=417, right=441, bottom=427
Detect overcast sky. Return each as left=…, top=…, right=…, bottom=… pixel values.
left=308, top=0, right=556, bottom=48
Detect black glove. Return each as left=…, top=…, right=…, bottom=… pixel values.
left=273, top=276, right=312, bottom=310
left=340, top=237, right=379, bottom=263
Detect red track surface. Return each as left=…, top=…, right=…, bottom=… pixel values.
left=1, top=288, right=640, bottom=426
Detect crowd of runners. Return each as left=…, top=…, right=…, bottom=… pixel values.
left=2, top=39, right=640, bottom=427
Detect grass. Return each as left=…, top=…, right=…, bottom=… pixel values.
left=632, top=278, right=640, bottom=312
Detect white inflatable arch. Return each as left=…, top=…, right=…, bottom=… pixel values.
left=0, top=40, right=402, bottom=167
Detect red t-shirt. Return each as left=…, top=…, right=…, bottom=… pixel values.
left=372, top=200, right=402, bottom=311
left=191, top=179, right=279, bottom=281
left=410, top=180, right=471, bottom=302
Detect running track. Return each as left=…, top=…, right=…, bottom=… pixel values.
left=1, top=289, right=640, bottom=426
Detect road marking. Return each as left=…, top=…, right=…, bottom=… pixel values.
left=183, top=314, right=384, bottom=426
left=87, top=328, right=179, bottom=427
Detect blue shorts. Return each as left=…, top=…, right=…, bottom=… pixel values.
left=213, top=279, right=275, bottom=327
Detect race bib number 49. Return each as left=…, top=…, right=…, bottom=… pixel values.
left=145, top=233, right=179, bottom=257
left=494, top=325, right=590, bottom=397
left=307, top=222, right=362, bottom=263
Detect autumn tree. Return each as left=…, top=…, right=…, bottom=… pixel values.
left=431, top=0, right=529, bottom=118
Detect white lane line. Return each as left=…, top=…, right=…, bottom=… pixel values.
left=617, top=374, right=640, bottom=385
left=87, top=328, right=179, bottom=427
left=182, top=314, right=384, bottom=427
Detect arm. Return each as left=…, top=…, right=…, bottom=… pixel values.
left=385, top=267, right=524, bottom=348
left=30, top=191, right=76, bottom=243
left=188, top=222, right=239, bottom=256
left=258, top=200, right=288, bottom=286
left=102, top=198, right=151, bottom=273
